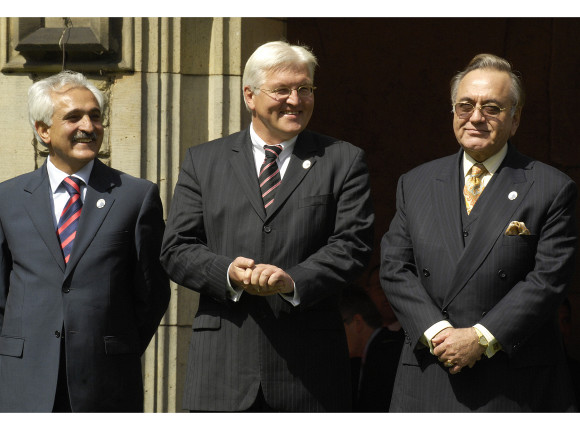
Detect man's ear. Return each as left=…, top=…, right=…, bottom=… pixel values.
left=510, top=107, right=522, bottom=137
left=243, top=86, right=255, bottom=111
left=35, top=121, right=51, bottom=145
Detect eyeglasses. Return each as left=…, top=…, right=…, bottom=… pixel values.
left=453, top=102, right=509, bottom=119
left=257, top=85, right=316, bottom=101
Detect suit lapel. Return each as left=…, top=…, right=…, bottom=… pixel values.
left=443, top=144, right=533, bottom=307
left=229, top=129, right=267, bottom=221
left=266, top=131, right=318, bottom=219
left=65, top=159, right=118, bottom=276
left=431, top=151, right=464, bottom=265
left=23, top=164, right=66, bottom=272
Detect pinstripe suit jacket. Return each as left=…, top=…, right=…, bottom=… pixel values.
left=160, top=128, right=374, bottom=411
left=380, top=143, right=578, bottom=411
left=0, top=159, right=170, bottom=411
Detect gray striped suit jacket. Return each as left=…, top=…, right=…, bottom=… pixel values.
left=380, top=143, right=577, bottom=411
left=161, top=128, right=374, bottom=411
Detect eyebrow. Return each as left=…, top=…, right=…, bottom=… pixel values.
left=62, top=108, right=102, bottom=118
left=458, top=97, right=503, bottom=105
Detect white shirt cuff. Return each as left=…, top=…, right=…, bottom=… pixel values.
left=474, top=323, right=502, bottom=358
left=422, top=320, right=454, bottom=354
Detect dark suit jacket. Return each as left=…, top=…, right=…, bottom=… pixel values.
left=380, top=143, right=578, bottom=411
left=160, top=128, right=374, bottom=411
left=0, top=159, right=170, bottom=412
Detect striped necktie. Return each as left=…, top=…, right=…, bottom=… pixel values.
left=57, top=176, right=83, bottom=264
left=259, top=144, right=283, bottom=211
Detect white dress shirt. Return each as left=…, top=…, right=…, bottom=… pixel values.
left=46, top=157, right=94, bottom=228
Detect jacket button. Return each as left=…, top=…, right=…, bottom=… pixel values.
left=422, top=269, right=430, bottom=277
left=263, top=225, right=272, bottom=233
left=442, top=310, right=449, bottom=319
left=498, top=270, right=507, bottom=280
left=463, top=231, right=469, bottom=237
left=55, top=331, right=61, bottom=338
left=481, top=311, right=487, bottom=317
left=62, top=286, right=70, bottom=293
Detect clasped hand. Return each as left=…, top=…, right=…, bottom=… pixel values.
left=229, top=256, right=294, bottom=296
left=432, top=327, right=486, bottom=374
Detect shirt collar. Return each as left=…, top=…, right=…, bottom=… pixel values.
left=463, top=143, right=508, bottom=177
left=47, top=156, right=94, bottom=194
left=249, top=122, right=298, bottom=155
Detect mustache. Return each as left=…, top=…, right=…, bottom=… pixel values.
left=72, top=131, right=98, bottom=142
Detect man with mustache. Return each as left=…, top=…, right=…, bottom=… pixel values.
left=0, top=71, right=170, bottom=412
left=161, top=41, right=374, bottom=411
left=380, top=53, right=578, bottom=411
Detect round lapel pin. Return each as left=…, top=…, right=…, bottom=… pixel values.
left=302, top=160, right=311, bottom=169
left=96, top=199, right=106, bottom=208
left=508, top=191, right=518, bottom=200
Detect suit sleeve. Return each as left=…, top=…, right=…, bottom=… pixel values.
left=132, top=183, right=171, bottom=353
left=160, top=150, right=233, bottom=302
left=380, top=173, right=449, bottom=348
left=480, top=178, right=577, bottom=355
left=285, top=149, right=374, bottom=308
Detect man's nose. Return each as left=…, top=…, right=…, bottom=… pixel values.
left=469, top=106, right=486, bottom=122
left=79, top=114, right=95, bottom=130
left=286, top=88, right=301, bottom=104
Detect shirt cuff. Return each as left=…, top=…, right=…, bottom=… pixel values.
left=226, top=262, right=244, bottom=302
left=278, top=281, right=299, bottom=306
left=474, top=323, right=502, bottom=358
left=422, top=320, right=454, bottom=354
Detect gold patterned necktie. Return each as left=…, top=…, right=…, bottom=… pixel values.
left=463, top=163, right=488, bottom=215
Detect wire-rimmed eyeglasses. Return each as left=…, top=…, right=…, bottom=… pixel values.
left=453, top=102, right=509, bottom=119
left=257, top=85, right=316, bottom=101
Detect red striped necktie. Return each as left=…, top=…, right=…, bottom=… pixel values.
left=57, top=176, right=83, bottom=264
left=259, top=144, right=283, bottom=212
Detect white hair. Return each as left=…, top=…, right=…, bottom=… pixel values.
left=28, top=70, right=104, bottom=146
left=242, top=41, right=318, bottom=111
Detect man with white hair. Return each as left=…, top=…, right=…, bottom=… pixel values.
left=161, top=41, right=374, bottom=411
left=0, top=71, right=170, bottom=412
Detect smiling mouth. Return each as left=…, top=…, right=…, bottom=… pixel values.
left=73, top=132, right=98, bottom=143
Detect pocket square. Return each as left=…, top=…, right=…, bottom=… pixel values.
left=505, top=221, right=530, bottom=236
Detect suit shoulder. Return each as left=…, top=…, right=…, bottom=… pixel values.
left=186, top=129, right=247, bottom=156
left=528, top=159, right=576, bottom=187
left=402, top=153, right=457, bottom=179
left=99, top=164, right=158, bottom=193
left=0, top=168, right=41, bottom=193
left=304, top=129, right=363, bottom=152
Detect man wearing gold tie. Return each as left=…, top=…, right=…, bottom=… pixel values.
left=380, top=53, right=578, bottom=411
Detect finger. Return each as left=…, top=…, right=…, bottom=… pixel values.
left=259, top=269, right=272, bottom=288
left=449, top=365, right=462, bottom=374
left=250, top=266, right=264, bottom=286
left=233, top=256, right=255, bottom=269
left=242, top=267, right=253, bottom=285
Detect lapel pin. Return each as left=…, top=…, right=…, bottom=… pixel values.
left=96, top=199, right=106, bottom=208
left=302, top=160, right=311, bottom=169
left=508, top=191, right=518, bottom=201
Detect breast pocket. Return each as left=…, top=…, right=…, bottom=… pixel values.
left=91, top=231, right=131, bottom=249
left=298, top=194, right=333, bottom=208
